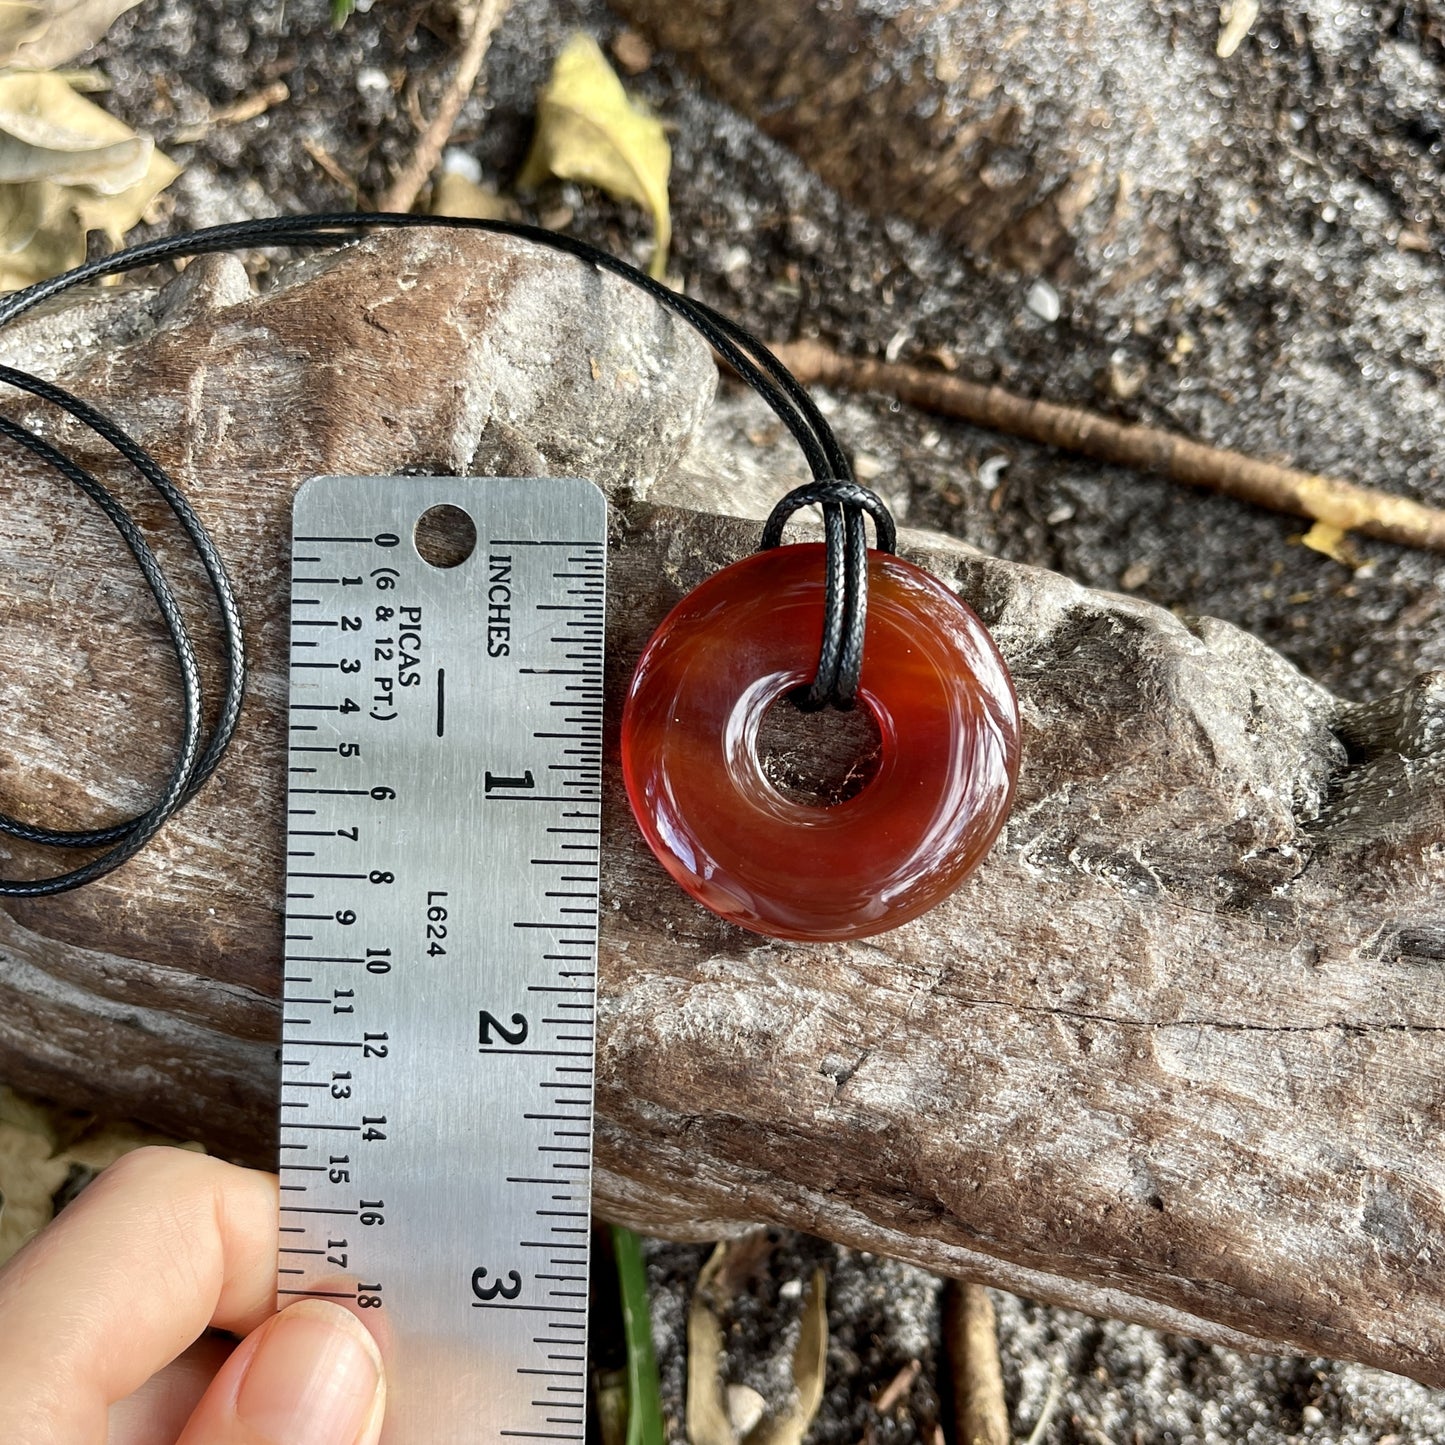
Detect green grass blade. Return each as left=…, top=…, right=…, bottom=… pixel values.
left=612, top=1224, right=665, bottom=1445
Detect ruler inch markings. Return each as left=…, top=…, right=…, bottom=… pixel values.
left=280, top=475, right=606, bottom=1442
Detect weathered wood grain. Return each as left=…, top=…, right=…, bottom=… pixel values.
left=1, top=234, right=1443, bottom=1381
left=607, top=0, right=1159, bottom=282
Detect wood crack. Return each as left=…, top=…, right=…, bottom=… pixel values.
left=940, top=993, right=1445, bottom=1037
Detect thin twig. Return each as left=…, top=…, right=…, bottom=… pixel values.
left=944, top=1282, right=1010, bottom=1445
left=874, top=1358, right=921, bottom=1414
left=1021, top=1364, right=1066, bottom=1445
left=172, top=80, right=290, bottom=142
left=770, top=338, right=1445, bottom=553
left=379, top=0, right=511, bottom=214
left=301, top=138, right=360, bottom=205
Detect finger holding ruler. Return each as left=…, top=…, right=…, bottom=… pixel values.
left=280, top=475, right=607, bottom=1442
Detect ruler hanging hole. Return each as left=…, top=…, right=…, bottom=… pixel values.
left=414, top=503, right=477, bottom=569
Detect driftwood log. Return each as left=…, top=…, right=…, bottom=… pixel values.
left=608, top=0, right=1182, bottom=282
left=1, top=234, right=1444, bottom=1382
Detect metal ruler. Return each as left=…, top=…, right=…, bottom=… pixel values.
left=279, top=475, right=606, bottom=1443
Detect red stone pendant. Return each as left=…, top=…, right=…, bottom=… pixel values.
left=621, top=544, right=1020, bottom=940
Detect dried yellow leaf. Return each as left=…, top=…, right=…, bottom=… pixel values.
left=0, top=70, right=148, bottom=187
left=1298, top=520, right=1359, bottom=567
left=0, top=177, right=50, bottom=253
left=0, top=1120, right=71, bottom=1267
left=0, top=70, right=178, bottom=291
left=0, top=1084, right=204, bottom=1269
left=0, top=0, right=141, bottom=69
left=518, top=32, right=671, bottom=280
left=430, top=169, right=519, bottom=222
left=0, top=1, right=44, bottom=56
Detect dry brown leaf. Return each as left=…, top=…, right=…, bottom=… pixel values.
left=687, top=1242, right=830, bottom=1445
left=687, top=1243, right=737, bottom=1445
left=0, top=0, right=141, bottom=69
left=0, top=1085, right=204, bottom=1268
left=517, top=32, right=671, bottom=279
left=0, top=70, right=178, bottom=291
left=747, top=1269, right=828, bottom=1445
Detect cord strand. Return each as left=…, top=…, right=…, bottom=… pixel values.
left=0, top=416, right=204, bottom=888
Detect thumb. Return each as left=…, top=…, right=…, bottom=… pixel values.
left=175, top=1299, right=386, bottom=1445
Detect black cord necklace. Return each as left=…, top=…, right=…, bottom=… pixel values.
left=0, top=213, right=895, bottom=899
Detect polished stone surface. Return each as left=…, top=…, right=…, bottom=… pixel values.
left=621, top=544, right=1020, bottom=939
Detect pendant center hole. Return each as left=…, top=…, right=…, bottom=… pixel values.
left=757, top=694, right=883, bottom=807
left=415, top=504, right=477, bottom=569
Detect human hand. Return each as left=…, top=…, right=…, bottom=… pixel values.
left=0, top=1145, right=386, bottom=1444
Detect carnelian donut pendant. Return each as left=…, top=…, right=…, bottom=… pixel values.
left=621, top=544, right=1020, bottom=941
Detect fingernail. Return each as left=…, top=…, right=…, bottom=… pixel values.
left=236, top=1299, right=384, bottom=1445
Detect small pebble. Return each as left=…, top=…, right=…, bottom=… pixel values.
left=1025, top=278, right=1061, bottom=322
left=441, top=148, right=482, bottom=183
left=1301, top=1404, right=1325, bottom=1427
left=978, top=455, right=1009, bottom=491
left=727, top=1384, right=767, bottom=1436
left=1107, top=351, right=1148, bottom=400
left=354, top=66, right=391, bottom=127
left=1216, top=0, right=1260, bottom=58
left=611, top=29, right=653, bottom=75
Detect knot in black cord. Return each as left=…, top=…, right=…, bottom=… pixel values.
left=760, top=480, right=897, bottom=712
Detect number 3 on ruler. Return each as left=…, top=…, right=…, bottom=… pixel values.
left=472, top=1266, right=523, bottom=1302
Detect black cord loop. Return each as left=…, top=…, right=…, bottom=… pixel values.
left=0, top=415, right=205, bottom=887
left=761, top=481, right=897, bottom=710
left=0, top=213, right=896, bottom=896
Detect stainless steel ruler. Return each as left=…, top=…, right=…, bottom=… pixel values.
left=279, top=475, right=606, bottom=1443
